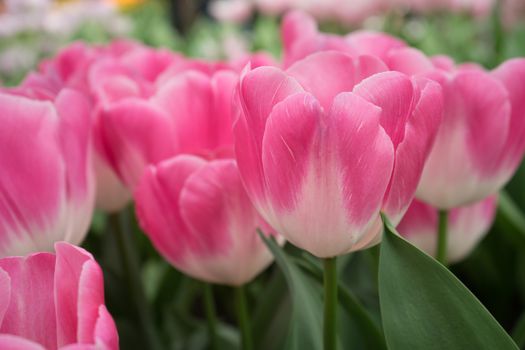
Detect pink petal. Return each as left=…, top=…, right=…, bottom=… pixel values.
left=135, top=156, right=207, bottom=267
left=178, top=159, right=275, bottom=285
left=353, top=71, right=415, bottom=149
left=97, top=99, right=177, bottom=189
left=54, top=242, right=93, bottom=348
left=346, top=30, right=407, bottom=61
left=492, top=58, right=525, bottom=173
left=386, top=47, right=435, bottom=76
left=287, top=52, right=387, bottom=110
left=0, top=267, right=10, bottom=325
left=234, top=67, right=303, bottom=201
left=0, top=335, right=46, bottom=350
left=93, top=305, right=118, bottom=350
left=0, top=94, right=64, bottom=256
left=0, top=253, right=57, bottom=349
left=77, top=261, right=104, bottom=344
left=281, top=10, right=318, bottom=56
left=382, top=78, right=443, bottom=223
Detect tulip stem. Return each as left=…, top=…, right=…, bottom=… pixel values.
left=436, top=210, right=449, bottom=266
left=323, top=256, right=338, bottom=350
left=110, top=211, right=161, bottom=350
left=204, top=283, right=219, bottom=350
left=235, top=285, right=253, bottom=350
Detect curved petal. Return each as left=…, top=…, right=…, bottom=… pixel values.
left=0, top=93, right=65, bottom=256
left=386, top=47, right=435, bottom=76
left=0, top=253, right=57, bottom=349
left=0, top=268, right=10, bottom=325
left=97, top=98, right=177, bottom=189
left=0, top=335, right=46, bottom=350
left=417, top=71, right=510, bottom=208
left=179, top=160, right=275, bottom=285
left=287, top=52, right=387, bottom=110
left=383, top=78, right=443, bottom=223
left=54, top=242, right=94, bottom=348
left=134, top=155, right=207, bottom=266
left=77, top=261, right=104, bottom=344
left=346, top=30, right=407, bottom=61
left=93, top=306, right=118, bottom=350
left=492, top=58, right=525, bottom=174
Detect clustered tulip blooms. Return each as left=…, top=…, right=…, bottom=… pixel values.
left=0, top=7, right=524, bottom=350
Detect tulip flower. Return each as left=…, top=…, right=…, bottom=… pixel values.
left=397, top=196, right=497, bottom=263
left=135, top=155, right=278, bottom=286
left=385, top=49, right=525, bottom=208
left=282, top=10, right=406, bottom=67
left=0, top=242, right=118, bottom=349
left=233, top=51, right=442, bottom=258
left=0, top=90, right=94, bottom=257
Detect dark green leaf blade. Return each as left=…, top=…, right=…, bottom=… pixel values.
left=258, top=232, right=323, bottom=350
left=379, top=214, right=518, bottom=350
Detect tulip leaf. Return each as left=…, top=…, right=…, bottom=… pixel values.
left=258, top=232, right=323, bottom=350
left=379, top=213, right=518, bottom=350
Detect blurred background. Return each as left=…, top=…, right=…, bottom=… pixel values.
left=2, top=1, right=525, bottom=349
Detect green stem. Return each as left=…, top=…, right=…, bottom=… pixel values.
left=436, top=210, right=449, bottom=266
left=235, top=285, right=253, bottom=350
left=323, top=257, right=338, bottom=350
left=204, top=283, right=219, bottom=350
left=110, top=212, right=161, bottom=350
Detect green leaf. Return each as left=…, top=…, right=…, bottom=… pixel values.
left=379, top=213, right=518, bottom=350
left=258, top=232, right=323, bottom=350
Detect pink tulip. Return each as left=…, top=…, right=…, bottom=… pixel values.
left=0, top=90, right=94, bottom=257
left=397, top=196, right=497, bottom=263
left=386, top=48, right=525, bottom=208
left=233, top=51, right=442, bottom=257
left=282, top=10, right=406, bottom=68
left=135, top=155, right=278, bottom=286
left=27, top=41, right=181, bottom=213
left=96, top=67, right=239, bottom=190
left=0, top=242, right=118, bottom=349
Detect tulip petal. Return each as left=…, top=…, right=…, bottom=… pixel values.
left=77, top=260, right=105, bottom=344
left=386, top=47, right=435, bottom=76
left=346, top=30, right=406, bottom=61
left=0, top=94, right=65, bottom=256
left=0, top=253, right=57, bottom=349
left=0, top=335, right=46, bottom=350
left=135, top=156, right=207, bottom=266
left=383, top=78, right=443, bottom=223
left=179, top=160, right=274, bottom=285
left=492, top=58, right=525, bottom=173
left=0, top=268, right=10, bottom=325
left=93, top=305, right=119, bottom=350
left=54, top=242, right=93, bottom=348
left=287, top=52, right=387, bottom=110
left=97, top=98, right=177, bottom=189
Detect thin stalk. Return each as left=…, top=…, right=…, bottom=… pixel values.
left=436, top=210, right=449, bottom=266
left=110, top=212, right=161, bottom=350
left=235, top=285, right=253, bottom=350
left=204, top=283, right=219, bottom=350
left=323, top=257, right=338, bottom=350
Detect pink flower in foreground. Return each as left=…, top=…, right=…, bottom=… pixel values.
left=135, top=155, right=278, bottom=286
left=0, top=90, right=94, bottom=257
left=0, top=242, right=118, bottom=350
left=386, top=49, right=525, bottom=208
left=397, top=196, right=497, bottom=263
left=233, top=51, right=442, bottom=257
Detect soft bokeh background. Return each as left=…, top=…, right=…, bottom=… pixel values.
left=2, top=0, right=525, bottom=349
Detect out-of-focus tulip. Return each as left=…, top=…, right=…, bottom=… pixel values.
left=135, top=155, right=278, bottom=286
left=0, top=242, right=118, bottom=349
left=0, top=90, right=94, bottom=257
left=386, top=49, right=525, bottom=208
left=397, top=196, right=497, bottom=263
left=96, top=67, right=239, bottom=190
left=233, top=50, right=442, bottom=258
left=281, top=10, right=406, bottom=67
